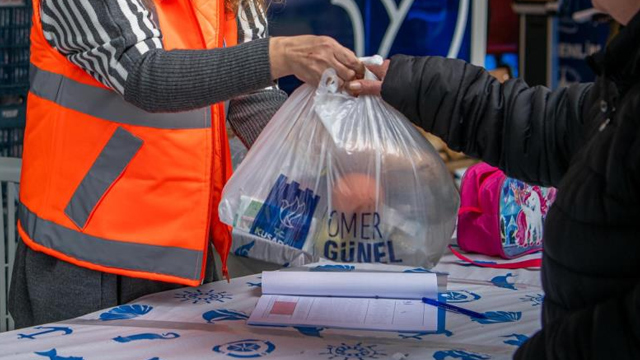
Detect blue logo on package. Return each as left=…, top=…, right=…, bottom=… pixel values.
left=251, top=174, right=320, bottom=249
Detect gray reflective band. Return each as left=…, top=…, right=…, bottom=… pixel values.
left=29, top=64, right=211, bottom=130
left=20, top=202, right=203, bottom=281
left=65, top=127, right=143, bottom=229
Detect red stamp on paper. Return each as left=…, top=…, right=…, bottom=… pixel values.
left=270, top=301, right=297, bottom=315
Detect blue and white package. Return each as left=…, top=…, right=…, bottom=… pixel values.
left=219, top=63, right=459, bottom=268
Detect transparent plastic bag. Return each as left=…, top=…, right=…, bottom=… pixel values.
left=219, top=60, right=459, bottom=268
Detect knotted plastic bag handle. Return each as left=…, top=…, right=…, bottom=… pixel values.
left=318, top=55, right=384, bottom=95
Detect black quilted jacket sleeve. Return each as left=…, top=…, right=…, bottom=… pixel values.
left=514, top=281, right=640, bottom=359
left=381, top=55, right=593, bottom=188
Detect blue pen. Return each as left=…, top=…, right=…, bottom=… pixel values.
left=422, top=297, right=487, bottom=319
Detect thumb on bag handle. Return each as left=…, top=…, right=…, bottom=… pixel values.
left=359, top=55, right=384, bottom=80
left=317, top=55, right=384, bottom=95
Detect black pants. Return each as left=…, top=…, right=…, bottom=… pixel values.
left=8, top=240, right=216, bottom=329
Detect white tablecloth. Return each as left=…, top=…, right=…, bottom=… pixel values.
left=0, top=250, right=544, bottom=360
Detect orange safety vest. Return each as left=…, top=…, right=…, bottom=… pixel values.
left=19, top=0, right=239, bottom=286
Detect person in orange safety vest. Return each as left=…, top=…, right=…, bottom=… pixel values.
left=9, top=0, right=364, bottom=328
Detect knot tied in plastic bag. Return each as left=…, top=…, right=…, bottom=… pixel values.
left=219, top=62, right=459, bottom=268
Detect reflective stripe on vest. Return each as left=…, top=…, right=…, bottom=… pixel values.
left=29, top=65, right=211, bottom=130
left=19, top=202, right=204, bottom=281
left=64, top=127, right=143, bottom=229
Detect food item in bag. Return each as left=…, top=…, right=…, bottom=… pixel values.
left=331, top=173, right=383, bottom=214
left=219, top=65, right=459, bottom=269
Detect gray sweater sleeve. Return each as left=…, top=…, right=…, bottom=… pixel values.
left=123, top=38, right=275, bottom=114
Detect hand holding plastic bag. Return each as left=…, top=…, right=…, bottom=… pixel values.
left=219, top=57, right=459, bottom=268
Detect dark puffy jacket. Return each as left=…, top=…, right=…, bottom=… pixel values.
left=381, top=12, right=640, bottom=360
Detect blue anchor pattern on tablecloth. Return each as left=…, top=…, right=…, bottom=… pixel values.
left=490, top=273, right=517, bottom=290
left=398, top=329, right=453, bottom=340
left=247, top=276, right=262, bottom=288
left=310, top=264, right=355, bottom=272
left=113, top=332, right=180, bottom=343
left=471, top=311, right=522, bottom=324
left=34, top=349, right=83, bottom=360
left=203, top=309, right=249, bottom=323
left=520, top=294, right=544, bottom=306
left=234, top=241, right=255, bottom=257
left=433, top=349, right=491, bottom=360
left=441, top=290, right=482, bottom=303
left=502, top=334, right=529, bottom=346
left=18, top=326, right=73, bottom=339
left=294, top=326, right=325, bottom=337
left=99, top=304, right=153, bottom=321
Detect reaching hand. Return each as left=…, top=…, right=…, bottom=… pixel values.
left=346, top=59, right=390, bottom=96
left=269, top=36, right=364, bottom=86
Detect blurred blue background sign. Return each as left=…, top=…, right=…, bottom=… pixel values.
left=268, top=0, right=473, bottom=92
left=557, top=0, right=610, bottom=86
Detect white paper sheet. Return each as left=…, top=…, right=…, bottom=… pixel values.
left=249, top=294, right=439, bottom=332
left=261, top=271, right=438, bottom=299
left=250, top=271, right=439, bottom=331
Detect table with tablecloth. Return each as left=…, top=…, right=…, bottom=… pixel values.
left=0, top=249, right=544, bottom=360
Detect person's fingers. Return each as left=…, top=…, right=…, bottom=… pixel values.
left=334, top=46, right=364, bottom=77
left=331, top=57, right=357, bottom=82
left=353, top=58, right=366, bottom=79
left=366, top=59, right=390, bottom=80
left=366, top=65, right=385, bottom=79
left=283, top=35, right=370, bottom=85
left=347, top=80, right=382, bottom=96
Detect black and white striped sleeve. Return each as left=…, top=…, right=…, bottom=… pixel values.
left=237, top=0, right=268, bottom=44
left=226, top=0, right=288, bottom=147
left=40, top=0, right=162, bottom=95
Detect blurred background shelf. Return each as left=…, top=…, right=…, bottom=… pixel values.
left=0, top=0, right=30, bottom=159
